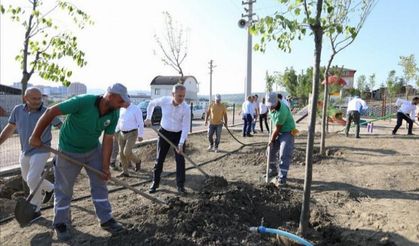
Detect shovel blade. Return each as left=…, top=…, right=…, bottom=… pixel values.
left=14, top=197, right=37, bottom=227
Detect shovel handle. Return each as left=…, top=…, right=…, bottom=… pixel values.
left=150, top=127, right=209, bottom=178
left=43, top=145, right=166, bottom=205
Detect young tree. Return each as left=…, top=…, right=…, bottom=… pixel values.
left=398, top=54, right=419, bottom=98
left=368, top=73, right=376, bottom=99
left=154, top=11, right=188, bottom=80
left=357, top=75, right=366, bottom=94
left=279, top=67, right=298, bottom=96
left=319, top=0, right=376, bottom=155
left=265, top=70, right=276, bottom=92
left=251, top=0, right=339, bottom=235
left=0, top=0, right=93, bottom=100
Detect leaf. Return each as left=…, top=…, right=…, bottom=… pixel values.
left=294, top=8, right=301, bottom=16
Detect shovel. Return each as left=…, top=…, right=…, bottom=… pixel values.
left=43, top=145, right=166, bottom=205
left=150, top=127, right=210, bottom=178
left=14, top=166, right=51, bottom=227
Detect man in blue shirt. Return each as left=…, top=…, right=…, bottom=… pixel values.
left=0, top=87, right=61, bottom=222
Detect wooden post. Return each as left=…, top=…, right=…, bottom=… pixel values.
left=190, top=102, right=193, bottom=133
left=232, top=103, right=235, bottom=126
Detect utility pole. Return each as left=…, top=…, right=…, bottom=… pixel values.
left=241, top=0, right=256, bottom=99
left=209, top=60, right=216, bottom=105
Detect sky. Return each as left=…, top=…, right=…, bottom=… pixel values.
left=1, top=0, right=419, bottom=95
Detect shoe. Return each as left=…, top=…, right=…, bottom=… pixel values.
left=207, top=145, right=213, bottom=151
left=101, top=218, right=124, bottom=233
left=30, top=211, right=42, bottom=223
left=149, top=182, right=159, bottom=194
left=355, top=136, right=361, bottom=139
left=392, top=131, right=396, bottom=135
left=116, top=172, right=130, bottom=177
left=55, top=223, right=71, bottom=241
left=42, top=189, right=54, bottom=204
left=214, top=147, right=219, bottom=153
left=134, top=160, right=141, bottom=172
left=272, top=179, right=286, bottom=188
left=407, top=133, right=414, bottom=135
left=177, top=186, right=187, bottom=194
left=268, top=169, right=278, bottom=178
left=345, top=132, right=349, bottom=137
left=247, top=134, right=253, bottom=137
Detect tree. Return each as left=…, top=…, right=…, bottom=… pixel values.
left=357, top=75, right=366, bottom=94
left=368, top=73, right=376, bottom=99
left=319, top=0, right=376, bottom=155
left=154, top=11, right=188, bottom=80
left=0, top=0, right=93, bottom=100
left=398, top=54, right=419, bottom=98
left=264, top=71, right=276, bottom=92
left=251, top=0, right=339, bottom=236
left=279, top=67, right=298, bottom=96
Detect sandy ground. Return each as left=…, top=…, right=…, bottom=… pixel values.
left=0, top=119, right=418, bottom=245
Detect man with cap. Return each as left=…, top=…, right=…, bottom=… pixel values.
left=266, top=92, right=296, bottom=186
left=205, top=94, right=228, bottom=152
left=29, top=83, right=129, bottom=240
left=0, top=87, right=61, bottom=223
left=145, top=83, right=191, bottom=194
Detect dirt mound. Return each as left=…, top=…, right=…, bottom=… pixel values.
left=200, top=175, right=228, bottom=192
left=115, top=181, right=303, bottom=245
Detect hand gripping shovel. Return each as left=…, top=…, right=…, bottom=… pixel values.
left=15, top=166, right=51, bottom=227
left=150, top=127, right=210, bottom=178
left=43, top=145, right=166, bottom=205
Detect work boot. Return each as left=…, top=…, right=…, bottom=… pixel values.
left=101, top=218, right=124, bottom=233
left=55, top=223, right=71, bottom=241
left=134, top=160, right=141, bottom=172
left=149, top=182, right=159, bottom=194
left=42, top=189, right=54, bottom=204
left=177, top=186, right=187, bottom=194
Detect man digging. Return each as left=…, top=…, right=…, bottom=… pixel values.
left=29, top=83, right=129, bottom=241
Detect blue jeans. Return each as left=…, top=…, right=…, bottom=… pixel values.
left=269, top=132, right=294, bottom=183
left=242, top=114, right=252, bottom=136
left=208, top=124, right=223, bottom=148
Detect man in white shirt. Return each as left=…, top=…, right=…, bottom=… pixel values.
left=392, top=97, right=419, bottom=135
left=241, top=96, right=255, bottom=137
left=345, top=95, right=368, bottom=138
left=116, top=102, right=144, bottom=177
left=145, top=84, right=191, bottom=194
left=259, top=97, right=269, bottom=133
left=251, top=95, right=259, bottom=134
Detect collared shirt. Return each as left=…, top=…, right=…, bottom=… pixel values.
left=58, top=94, right=119, bottom=153
left=116, top=103, right=144, bottom=137
left=252, top=101, right=259, bottom=115
left=9, top=104, right=61, bottom=156
left=282, top=99, right=290, bottom=108
left=242, top=100, right=255, bottom=116
left=396, top=98, right=417, bottom=120
left=146, top=96, right=190, bottom=144
left=347, top=97, right=368, bottom=113
left=259, top=103, right=268, bottom=114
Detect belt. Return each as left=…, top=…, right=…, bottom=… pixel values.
left=121, top=129, right=137, bottom=134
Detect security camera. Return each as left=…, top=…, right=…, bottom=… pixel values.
left=238, top=19, right=247, bottom=28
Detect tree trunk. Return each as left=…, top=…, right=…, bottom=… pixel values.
left=298, top=7, right=324, bottom=236
left=20, top=72, right=31, bottom=102
left=320, top=56, right=334, bottom=156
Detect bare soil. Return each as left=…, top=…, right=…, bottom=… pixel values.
left=0, top=120, right=418, bottom=245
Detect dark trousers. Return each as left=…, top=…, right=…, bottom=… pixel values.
left=259, top=113, right=269, bottom=132
left=393, top=112, right=413, bottom=134
left=345, top=110, right=361, bottom=137
left=242, top=114, right=252, bottom=136
left=152, top=128, right=185, bottom=187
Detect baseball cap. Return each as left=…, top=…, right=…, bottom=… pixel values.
left=215, top=94, right=221, bottom=100
left=107, top=83, right=130, bottom=103
left=265, top=92, right=278, bottom=107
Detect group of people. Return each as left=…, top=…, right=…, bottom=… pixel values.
left=345, top=94, right=419, bottom=138
left=2, top=81, right=416, bottom=241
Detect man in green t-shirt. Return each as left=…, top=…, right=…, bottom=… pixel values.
left=266, top=92, right=296, bottom=186
left=29, top=83, right=129, bottom=240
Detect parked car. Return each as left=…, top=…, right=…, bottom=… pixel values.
left=138, top=100, right=162, bottom=125
left=191, top=105, right=206, bottom=120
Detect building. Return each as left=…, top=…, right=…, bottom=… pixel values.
left=340, top=68, right=356, bottom=89
left=68, top=82, right=87, bottom=96
left=150, top=76, right=199, bottom=102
